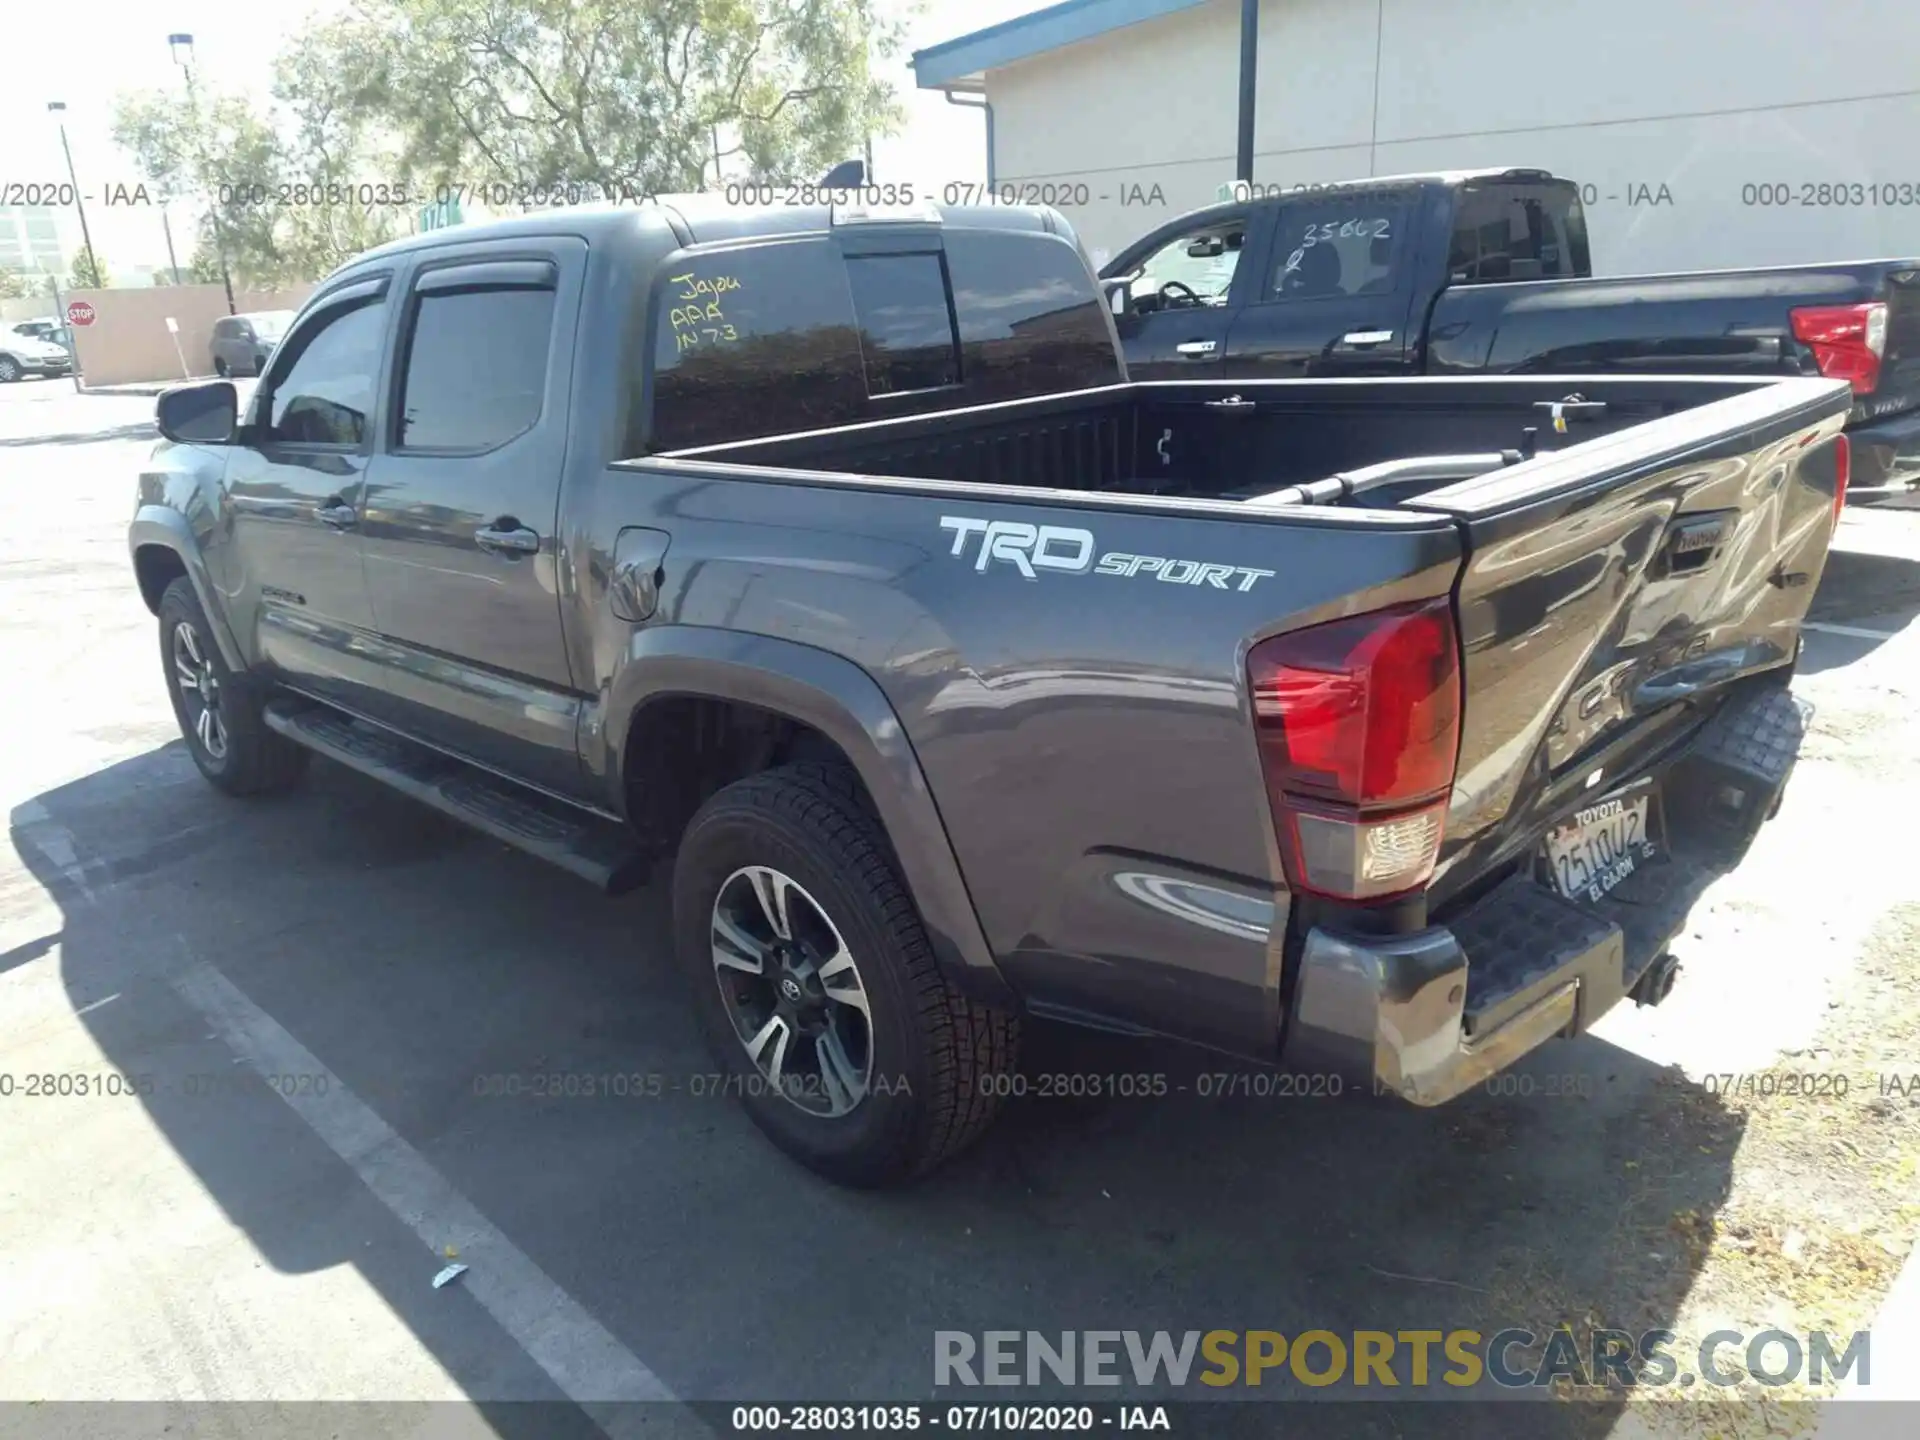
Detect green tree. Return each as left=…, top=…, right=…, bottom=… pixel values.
left=68, top=253, right=111, bottom=290
left=109, top=0, right=900, bottom=285
left=112, top=81, right=403, bottom=288
left=0, top=268, right=37, bottom=300
left=313, top=0, right=904, bottom=194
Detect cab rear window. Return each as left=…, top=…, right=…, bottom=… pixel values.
left=1448, top=184, right=1592, bottom=283
left=646, top=230, right=1115, bottom=452
left=846, top=252, right=961, bottom=396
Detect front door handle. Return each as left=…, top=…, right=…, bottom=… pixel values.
left=475, top=521, right=541, bottom=556
left=312, top=500, right=357, bottom=529
left=1340, top=329, right=1395, bottom=347
left=1175, top=340, right=1218, bottom=356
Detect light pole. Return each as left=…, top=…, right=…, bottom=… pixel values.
left=169, top=32, right=236, bottom=312
left=45, top=103, right=102, bottom=289
left=161, top=210, right=182, bottom=285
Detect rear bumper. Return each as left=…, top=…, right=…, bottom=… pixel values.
left=1846, top=406, right=1920, bottom=499
left=1278, top=682, right=1807, bottom=1105
left=19, top=358, right=72, bottom=376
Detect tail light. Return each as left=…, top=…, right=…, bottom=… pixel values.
left=1247, top=598, right=1462, bottom=900
left=1790, top=302, right=1887, bottom=395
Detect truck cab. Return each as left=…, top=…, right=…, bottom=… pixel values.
left=1101, top=167, right=1920, bottom=495
left=1102, top=169, right=1590, bottom=380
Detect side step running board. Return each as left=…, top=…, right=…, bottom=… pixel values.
left=263, top=700, right=649, bottom=894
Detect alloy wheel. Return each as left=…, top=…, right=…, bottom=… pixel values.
left=710, top=865, right=873, bottom=1117
left=171, top=620, right=229, bottom=761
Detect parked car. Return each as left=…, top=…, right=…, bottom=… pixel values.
left=209, top=310, right=295, bottom=377
left=1100, top=168, right=1920, bottom=499
left=10, top=318, right=68, bottom=346
left=131, top=197, right=1848, bottom=1184
left=0, top=325, right=74, bottom=381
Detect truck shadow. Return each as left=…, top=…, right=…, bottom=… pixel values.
left=1799, top=546, right=1920, bottom=674
left=11, top=744, right=1737, bottom=1437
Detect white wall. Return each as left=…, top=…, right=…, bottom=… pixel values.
left=985, top=0, right=1920, bottom=272
left=988, top=1, right=1247, bottom=262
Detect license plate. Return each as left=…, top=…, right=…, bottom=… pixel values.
left=1545, top=787, right=1657, bottom=902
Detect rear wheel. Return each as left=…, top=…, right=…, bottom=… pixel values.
left=0, top=355, right=20, bottom=383
left=672, top=764, right=1018, bottom=1185
left=214, top=357, right=230, bottom=378
left=158, top=577, right=308, bottom=796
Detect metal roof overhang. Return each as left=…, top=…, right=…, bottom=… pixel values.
left=911, top=0, right=1215, bottom=89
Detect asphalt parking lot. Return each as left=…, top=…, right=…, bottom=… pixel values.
left=2, top=380, right=1918, bottom=1439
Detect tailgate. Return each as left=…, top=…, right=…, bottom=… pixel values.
left=1405, top=375, right=1853, bottom=905
left=1868, top=266, right=1920, bottom=419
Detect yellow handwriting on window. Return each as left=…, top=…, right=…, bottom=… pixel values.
left=667, top=272, right=744, bottom=346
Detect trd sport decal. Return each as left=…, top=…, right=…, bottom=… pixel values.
left=939, top=516, right=1275, bottom=592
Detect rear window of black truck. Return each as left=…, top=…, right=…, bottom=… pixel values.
left=1448, top=182, right=1592, bottom=283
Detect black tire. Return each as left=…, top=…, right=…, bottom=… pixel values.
left=0, top=355, right=20, bottom=383
left=158, top=576, right=309, bottom=796
left=214, top=357, right=230, bottom=378
left=672, top=763, right=1018, bottom=1186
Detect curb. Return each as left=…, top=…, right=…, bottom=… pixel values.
left=79, top=381, right=205, bottom=397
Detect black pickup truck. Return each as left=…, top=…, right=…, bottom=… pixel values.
left=132, top=195, right=1849, bottom=1185
left=1101, top=168, right=1919, bottom=499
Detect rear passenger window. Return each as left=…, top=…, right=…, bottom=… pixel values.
left=1449, top=184, right=1591, bottom=283
left=397, top=286, right=555, bottom=450
left=1264, top=197, right=1412, bottom=302
left=845, top=253, right=960, bottom=396
left=649, top=238, right=865, bottom=451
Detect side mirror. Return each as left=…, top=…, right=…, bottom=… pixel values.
left=157, top=380, right=238, bottom=445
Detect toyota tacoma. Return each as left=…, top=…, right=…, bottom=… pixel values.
left=131, top=194, right=1849, bottom=1184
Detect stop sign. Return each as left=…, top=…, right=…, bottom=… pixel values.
left=67, top=300, right=96, bottom=327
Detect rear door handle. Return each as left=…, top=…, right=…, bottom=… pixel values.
left=1175, top=340, right=1218, bottom=356
left=475, top=521, right=541, bottom=556
left=312, top=500, right=357, bottom=529
left=1340, top=329, right=1395, bottom=347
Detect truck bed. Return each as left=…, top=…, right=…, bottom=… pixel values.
left=662, top=373, right=1779, bottom=509
left=641, top=368, right=1849, bottom=913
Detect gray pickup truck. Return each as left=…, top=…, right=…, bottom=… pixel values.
left=131, top=195, right=1850, bottom=1185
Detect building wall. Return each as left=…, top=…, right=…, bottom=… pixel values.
left=0, top=206, right=66, bottom=279
left=984, top=0, right=1920, bottom=271
left=1, top=296, right=60, bottom=326
left=65, top=284, right=317, bottom=388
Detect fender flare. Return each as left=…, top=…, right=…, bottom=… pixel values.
left=128, top=504, right=246, bottom=672
left=597, top=626, right=1015, bottom=1007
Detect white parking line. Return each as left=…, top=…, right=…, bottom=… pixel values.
left=171, top=954, right=679, bottom=1433
left=1803, top=620, right=1905, bottom=643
